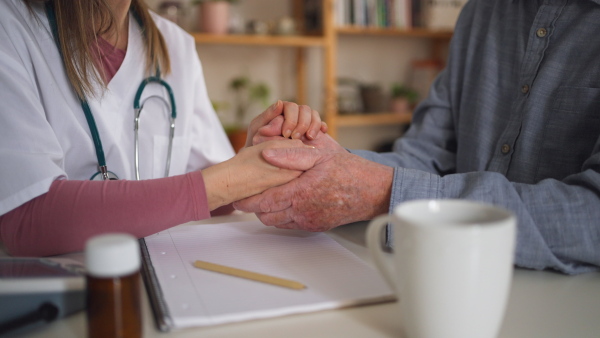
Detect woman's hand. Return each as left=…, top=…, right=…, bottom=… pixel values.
left=245, top=101, right=327, bottom=148
left=201, top=139, right=314, bottom=210
left=252, top=114, right=347, bottom=153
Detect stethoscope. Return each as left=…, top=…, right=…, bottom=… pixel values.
left=45, top=1, right=177, bottom=181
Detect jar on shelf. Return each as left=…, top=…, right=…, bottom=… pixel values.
left=157, top=1, right=185, bottom=28
left=360, top=84, right=385, bottom=113
left=198, top=0, right=231, bottom=35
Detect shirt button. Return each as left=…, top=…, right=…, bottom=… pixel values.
left=501, top=144, right=511, bottom=154
left=536, top=28, right=548, bottom=38
left=521, top=84, right=530, bottom=94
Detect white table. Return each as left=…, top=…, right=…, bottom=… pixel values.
left=7, top=213, right=600, bottom=338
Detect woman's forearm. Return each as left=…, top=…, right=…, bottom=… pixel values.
left=0, top=171, right=210, bottom=257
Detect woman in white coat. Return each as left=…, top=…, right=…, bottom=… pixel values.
left=0, top=0, right=325, bottom=256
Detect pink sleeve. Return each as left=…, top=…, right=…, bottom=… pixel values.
left=0, top=171, right=211, bottom=257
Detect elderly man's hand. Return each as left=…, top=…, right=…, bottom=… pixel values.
left=233, top=146, right=393, bottom=232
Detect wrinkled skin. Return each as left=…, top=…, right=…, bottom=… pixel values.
left=209, top=101, right=327, bottom=212
left=234, top=116, right=393, bottom=231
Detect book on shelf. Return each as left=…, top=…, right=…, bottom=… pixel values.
left=334, top=0, right=466, bottom=30
left=411, top=0, right=421, bottom=28
left=335, top=0, right=412, bottom=29
left=304, top=0, right=323, bottom=32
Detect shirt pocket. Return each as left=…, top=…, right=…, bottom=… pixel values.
left=536, top=87, right=600, bottom=181
left=153, top=135, right=191, bottom=178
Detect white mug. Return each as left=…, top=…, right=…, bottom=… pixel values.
left=366, top=199, right=516, bottom=338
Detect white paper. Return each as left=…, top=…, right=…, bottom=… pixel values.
left=144, top=221, right=394, bottom=329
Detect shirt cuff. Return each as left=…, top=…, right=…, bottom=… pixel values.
left=385, top=167, right=442, bottom=249
left=390, top=167, right=443, bottom=210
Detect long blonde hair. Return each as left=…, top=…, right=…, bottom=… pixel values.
left=24, top=0, right=171, bottom=99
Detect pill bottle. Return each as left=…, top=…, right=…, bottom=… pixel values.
left=85, top=234, right=142, bottom=338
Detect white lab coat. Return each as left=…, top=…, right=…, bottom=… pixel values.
left=0, top=0, right=235, bottom=216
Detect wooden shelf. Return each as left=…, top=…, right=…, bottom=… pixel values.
left=191, top=33, right=326, bottom=47
left=336, top=112, right=412, bottom=127
left=335, top=27, right=453, bottom=39
left=188, top=0, right=451, bottom=142
left=326, top=23, right=452, bottom=138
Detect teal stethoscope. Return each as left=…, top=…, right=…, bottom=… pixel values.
left=45, top=1, right=177, bottom=181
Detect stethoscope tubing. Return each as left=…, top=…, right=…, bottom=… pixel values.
left=45, top=1, right=177, bottom=181
left=134, top=94, right=176, bottom=180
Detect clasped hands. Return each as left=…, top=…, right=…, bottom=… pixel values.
left=233, top=101, right=394, bottom=232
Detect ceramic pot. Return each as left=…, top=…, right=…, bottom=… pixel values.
left=199, top=1, right=230, bottom=35
left=390, top=97, right=411, bottom=115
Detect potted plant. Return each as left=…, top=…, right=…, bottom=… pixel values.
left=226, top=75, right=271, bottom=152
left=389, top=83, right=419, bottom=115
left=194, top=0, right=239, bottom=35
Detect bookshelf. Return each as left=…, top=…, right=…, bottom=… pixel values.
left=324, top=0, right=453, bottom=139
left=328, top=26, right=452, bottom=139
left=188, top=0, right=454, bottom=143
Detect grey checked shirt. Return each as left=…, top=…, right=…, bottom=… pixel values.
left=352, top=0, right=600, bottom=274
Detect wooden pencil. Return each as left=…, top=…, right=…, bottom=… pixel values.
left=193, top=260, right=306, bottom=290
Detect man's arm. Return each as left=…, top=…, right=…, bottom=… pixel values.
left=236, top=54, right=600, bottom=276
left=236, top=0, right=600, bottom=275
left=235, top=144, right=600, bottom=276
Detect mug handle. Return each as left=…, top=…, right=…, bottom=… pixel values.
left=366, top=214, right=397, bottom=293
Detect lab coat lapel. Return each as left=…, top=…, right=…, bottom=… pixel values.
left=105, top=13, right=145, bottom=109
left=81, top=15, right=145, bottom=179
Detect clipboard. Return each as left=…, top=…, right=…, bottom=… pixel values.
left=140, top=239, right=173, bottom=332
left=140, top=220, right=394, bottom=331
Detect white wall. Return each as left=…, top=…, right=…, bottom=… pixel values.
left=335, top=35, right=430, bottom=150
left=146, top=0, right=431, bottom=150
